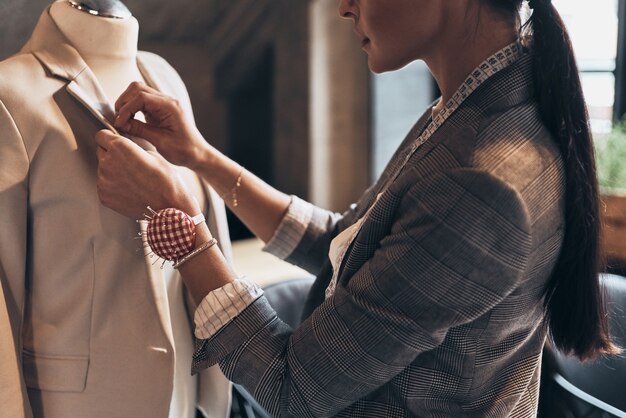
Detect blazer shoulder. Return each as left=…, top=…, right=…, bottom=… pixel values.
left=400, top=167, right=533, bottom=275
left=0, top=53, right=56, bottom=128
left=0, top=53, right=48, bottom=95
left=409, top=167, right=532, bottom=230
left=0, top=51, right=39, bottom=70
left=473, top=103, right=562, bottom=172
left=470, top=102, right=565, bottom=221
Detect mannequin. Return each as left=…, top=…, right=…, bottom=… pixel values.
left=50, top=0, right=144, bottom=107
left=50, top=3, right=213, bottom=417
left=0, top=1, right=232, bottom=417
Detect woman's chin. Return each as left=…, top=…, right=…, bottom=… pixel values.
left=367, top=51, right=419, bottom=74
left=366, top=55, right=386, bottom=74
left=367, top=58, right=403, bottom=74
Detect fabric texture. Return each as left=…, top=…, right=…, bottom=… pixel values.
left=193, top=45, right=565, bottom=417
left=263, top=195, right=316, bottom=260
left=0, top=6, right=232, bottom=418
left=194, top=278, right=264, bottom=340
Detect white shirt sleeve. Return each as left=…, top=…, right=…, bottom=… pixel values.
left=194, top=277, right=264, bottom=340
left=262, top=195, right=314, bottom=260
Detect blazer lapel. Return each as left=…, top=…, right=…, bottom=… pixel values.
left=66, top=75, right=116, bottom=129
left=24, top=6, right=116, bottom=128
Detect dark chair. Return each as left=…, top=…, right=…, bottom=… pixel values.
left=230, top=277, right=315, bottom=418
left=539, top=274, right=626, bottom=418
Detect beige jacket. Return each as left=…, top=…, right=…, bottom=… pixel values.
left=0, top=8, right=231, bottom=418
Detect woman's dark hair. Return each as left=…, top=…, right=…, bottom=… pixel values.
left=486, top=0, right=620, bottom=360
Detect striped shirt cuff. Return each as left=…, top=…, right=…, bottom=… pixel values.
left=194, top=277, right=264, bottom=340
left=262, top=195, right=314, bottom=260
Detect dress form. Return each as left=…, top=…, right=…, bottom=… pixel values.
left=49, top=0, right=144, bottom=105
left=47, top=2, right=202, bottom=417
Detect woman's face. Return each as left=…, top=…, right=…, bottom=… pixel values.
left=338, top=0, right=449, bottom=73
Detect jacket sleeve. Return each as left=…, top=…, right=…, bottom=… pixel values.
left=261, top=195, right=341, bottom=276
left=263, top=181, right=380, bottom=277
left=0, top=99, right=33, bottom=418
left=192, top=168, right=533, bottom=417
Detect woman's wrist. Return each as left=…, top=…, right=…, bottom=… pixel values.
left=177, top=221, right=235, bottom=304
left=164, top=184, right=202, bottom=216
left=186, top=134, right=213, bottom=170
left=190, top=141, right=220, bottom=176
left=193, top=145, right=243, bottom=196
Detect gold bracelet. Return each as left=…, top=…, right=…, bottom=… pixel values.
left=173, top=238, right=218, bottom=269
left=222, top=167, right=244, bottom=207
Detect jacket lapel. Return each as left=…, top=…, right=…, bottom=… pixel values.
left=24, top=7, right=116, bottom=128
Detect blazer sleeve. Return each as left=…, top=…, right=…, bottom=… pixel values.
left=0, top=99, right=33, bottom=418
left=192, top=168, right=533, bottom=417
left=265, top=185, right=378, bottom=277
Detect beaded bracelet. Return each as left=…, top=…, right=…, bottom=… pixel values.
left=173, top=238, right=218, bottom=269
left=222, top=167, right=244, bottom=207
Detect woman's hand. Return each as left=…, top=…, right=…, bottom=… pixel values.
left=113, top=82, right=209, bottom=170
left=95, top=130, right=200, bottom=219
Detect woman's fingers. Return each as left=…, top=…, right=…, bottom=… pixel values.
left=95, top=130, right=162, bottom=217
left=95, top=129, right=117, bottom=151
left=114, top=81, right=179, bottom=130
left=123, top=119, right=167, bottom=148
left=114, top=81, right=162, bottom=113
left=115, top=90, right=177, bottom=131
left=94, top=127, right=201, bottom=220
left=109, top=82, right=207, bottom=169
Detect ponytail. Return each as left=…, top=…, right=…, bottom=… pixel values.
left=524, top=0, right=619, bottom=359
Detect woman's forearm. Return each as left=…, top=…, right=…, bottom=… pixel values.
left=178, top=223, right=237, bottom=305
left=192, top=144, right=292, bottom=244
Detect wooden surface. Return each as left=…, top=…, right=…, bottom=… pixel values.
left=602, top=194, right=626, bottom=269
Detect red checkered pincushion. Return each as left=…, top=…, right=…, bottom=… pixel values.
left=147, top=208, right=197, bottom=261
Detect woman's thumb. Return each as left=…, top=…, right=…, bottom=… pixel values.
left=122, top=119, right=165, bottom=147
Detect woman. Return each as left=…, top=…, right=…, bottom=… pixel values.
left=96, top=0, right=619, bottom=416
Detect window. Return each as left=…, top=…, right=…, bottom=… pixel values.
left=371, top=2, right=625, bottom=182
left=553, top=0, right=620, bottom=132
left=371, top=62, right=434, bottom=180
left=554, top=0, right=626, bottom=192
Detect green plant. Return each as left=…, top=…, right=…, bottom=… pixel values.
left=594, top=118, right=626, bottom=193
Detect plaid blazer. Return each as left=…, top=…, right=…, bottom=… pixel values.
left=194, top=52, right=565, bottom=417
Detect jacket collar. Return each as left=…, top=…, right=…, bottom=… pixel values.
left=408, top=50, right=535, bottom=168
left=444, top=50, right=534, bottom=134
left=21, top=5, right=166, bottom=127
